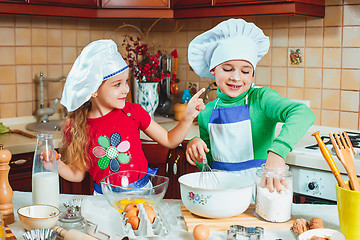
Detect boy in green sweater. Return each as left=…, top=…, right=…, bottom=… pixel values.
left=186, top=18, right=315, bottom=192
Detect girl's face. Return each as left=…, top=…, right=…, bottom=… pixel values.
left=211, top=60, right=254, bottom=98
left=92, top=69, right=129, bottom=114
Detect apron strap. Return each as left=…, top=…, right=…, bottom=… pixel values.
left=213, top=98, right=220, bottom=108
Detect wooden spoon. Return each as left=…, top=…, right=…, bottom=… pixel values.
left=312, top=131, right=350, bottom=190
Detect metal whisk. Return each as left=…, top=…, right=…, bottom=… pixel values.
left=199, top=157, right=220, bottom=189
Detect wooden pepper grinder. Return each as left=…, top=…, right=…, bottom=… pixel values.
left=0, top=144, right=14, bottom=225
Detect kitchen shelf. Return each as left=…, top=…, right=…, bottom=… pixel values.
left=0, top=0, right=324, bottom=19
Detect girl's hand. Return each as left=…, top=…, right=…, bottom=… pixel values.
left=186, top=137, right=209, bottom=166
left=40, top=150, right=61, bottom=171
left=260, top=151, right=287, bottom=193
left=182, top=88, right=206, bottom=121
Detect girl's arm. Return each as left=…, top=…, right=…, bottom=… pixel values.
left=143, top=88, right=206, bottom=149
left=57, top=158, right=86, bottom=182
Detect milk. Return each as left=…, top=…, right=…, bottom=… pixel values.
left=32, top=171, right=59, bottom=208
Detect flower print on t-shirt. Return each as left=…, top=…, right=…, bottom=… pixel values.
left=92, top=132, right=131, bottom=172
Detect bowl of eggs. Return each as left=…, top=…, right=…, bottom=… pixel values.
left=17, top=204, right=60, bottom=231
left=178, top=171, right=254, bottom=218
left=100, top=170, right=169, bottom=212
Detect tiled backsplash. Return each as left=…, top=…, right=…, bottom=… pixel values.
left=0, top=0, right=359, bottom=129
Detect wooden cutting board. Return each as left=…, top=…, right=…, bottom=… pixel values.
left=181, top=203, right=295, bottom=231
left=5, top=226, right=17, bottom=240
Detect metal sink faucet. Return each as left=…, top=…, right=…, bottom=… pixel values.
left=35, top=72, right=67, bottom=123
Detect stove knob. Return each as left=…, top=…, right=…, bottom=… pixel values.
left=308, top=181, right=319, bottom=191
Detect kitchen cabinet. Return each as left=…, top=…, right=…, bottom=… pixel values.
left=0, top=0, right=25, bottom=2
left=173, top=0, right=325, bottom=18
left=102, top=0, right=170, bottom=8
left=8, top=151, right=92, bottom=195
left=28, top=0, right=99, bottom=8
left=172, top=0, right=211, bottom=8
left=0, top=0, right=324, bottom=19
left=142, top=140, right=199, bottom=199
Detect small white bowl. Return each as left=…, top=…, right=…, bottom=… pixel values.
left=298, top=228, right=345, bottom=240
left=17, top=204, right=60, bottom=231
left=179, top=171, right=254, bottom=218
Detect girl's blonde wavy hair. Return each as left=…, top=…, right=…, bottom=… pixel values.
left=59, top=101, right=92, bottom=172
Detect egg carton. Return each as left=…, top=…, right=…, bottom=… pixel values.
left=84, top=202, right=179, bottom=240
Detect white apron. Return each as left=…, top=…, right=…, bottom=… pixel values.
left=208, top=94, right=266, bottom=180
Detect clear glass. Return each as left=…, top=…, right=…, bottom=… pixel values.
left=100, top=170, right=169, bottom=212
left=32, top=133, right=59, bottom=208
left=254, top=164, right=293, bottom=223
left=0, top=214, right=5, bottom=240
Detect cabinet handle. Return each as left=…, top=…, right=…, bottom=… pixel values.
left=173, top=155, right=180, bottom=175
left=11, top=159, right=28, bottom=165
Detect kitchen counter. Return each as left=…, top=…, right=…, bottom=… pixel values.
left=8, top=191, right=341, bottom=240
left=1, top=115, right=359, bottom=175
left=0, top=115, right=199, bottom=155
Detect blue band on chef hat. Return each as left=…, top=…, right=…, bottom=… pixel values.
left=103, top=65, right=129, bottom=80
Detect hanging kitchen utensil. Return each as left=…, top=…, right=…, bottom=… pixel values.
left=329, top=131, right=360, bottom=191
left=156, top=54, right=172, bottom=116
left=312, top=131, right=350, bottom=190
left=170, top=49, right=179, bottom=96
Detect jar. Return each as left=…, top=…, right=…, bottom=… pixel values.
left=0, top=214, right=5, bottom=240
left=32, top=133, right=59, bottom=208
left=181, top=89, right=192, bottom=103
left=254, top=164, right=293, bottom=223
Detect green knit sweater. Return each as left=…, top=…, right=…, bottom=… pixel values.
left=196, top=85, right=315, bottom=168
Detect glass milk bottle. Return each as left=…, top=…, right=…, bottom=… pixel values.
left=254, top=164, right=293, bottom=223
left=32, top=133, right=59, bottom=208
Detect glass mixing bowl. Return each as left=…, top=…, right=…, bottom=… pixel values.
left=100, top=170, right=169, bottom=212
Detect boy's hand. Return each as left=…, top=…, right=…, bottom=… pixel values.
left=182, top=88, right=206, bottom=121
left=186, top=137, right=209, bottom=166
left=259, top=151, right=287, bottom=193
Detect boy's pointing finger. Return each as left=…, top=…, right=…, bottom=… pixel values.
left=190, top=88, right=205, bottom=100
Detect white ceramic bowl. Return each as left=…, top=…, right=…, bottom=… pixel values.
left=17, top=204, right=60, bottom=230
left=178, top=171, right=254, bottom=218
left=298, top=228, right=345, bottom=240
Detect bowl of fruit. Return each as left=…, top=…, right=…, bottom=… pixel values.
left=100, top=170, right=169, bottom=213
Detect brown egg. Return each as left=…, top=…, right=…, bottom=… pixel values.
left=124, top=202, right=137, bottom=213
left=193, top=224, right=210, bottom=240
left=127, top=215, right=140, bottom=230
left=143, top=205, right=157, bottom=223
left=124, top=207, right=139, bottom=219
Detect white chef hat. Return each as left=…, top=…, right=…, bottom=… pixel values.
left=60, top=39, right=128, bottom=112
left=188, top=18, right=269, bottom=79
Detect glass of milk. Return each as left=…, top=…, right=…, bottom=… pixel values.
left=32, top=133, right=59, bottom=208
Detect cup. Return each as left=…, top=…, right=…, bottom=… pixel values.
left=336, top=180, right=360, bottom=240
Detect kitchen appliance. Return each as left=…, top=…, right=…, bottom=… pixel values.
left=289, top=128, right=360, bottom=204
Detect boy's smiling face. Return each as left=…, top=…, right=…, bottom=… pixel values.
left=211, top=60, right=254, bottom=98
